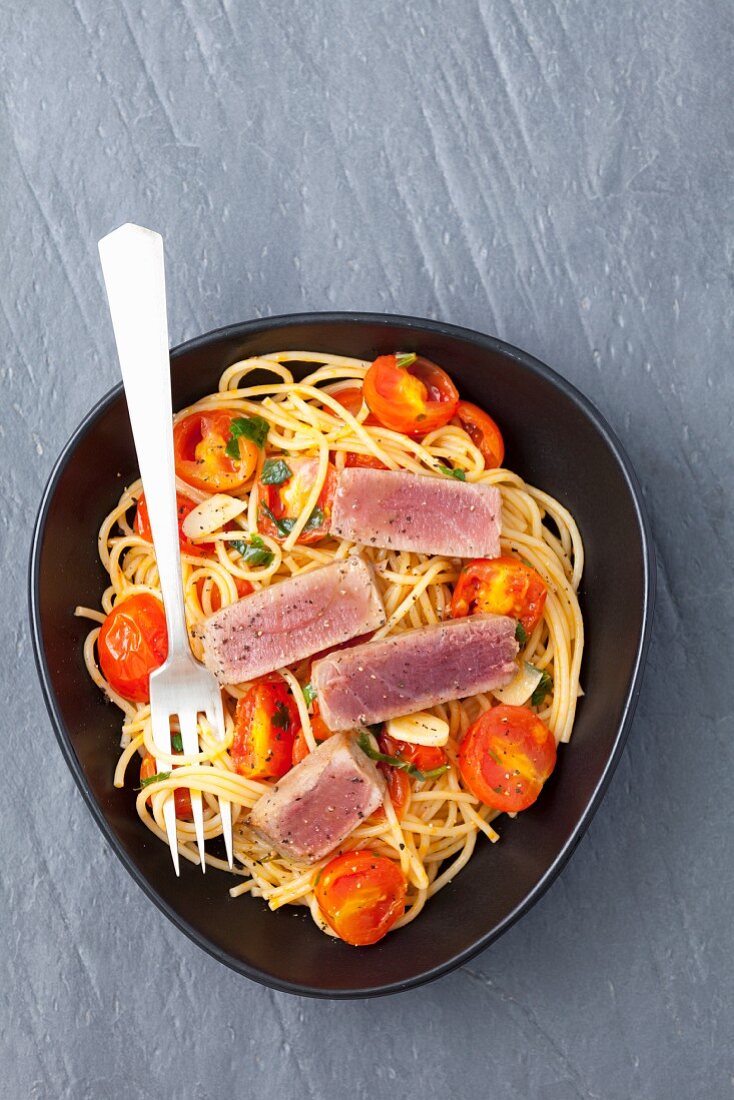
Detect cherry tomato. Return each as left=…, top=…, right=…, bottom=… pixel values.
left=331, top=387, right=372, bottom=419
left=256, top=456, right=337, bottom=544
left=363, top=354, right=459, bottom=437
left=380, top=731, right=447, bottom=774
left=98, top=593, right=168, bottom=703
left=173, top=410, right=259, bottom=492
left=372, top=765, right=411, bottom=822
left=315, top=850, right=406, bottom=946
left=291, top=702, right=334, bottom=766
left=135, top=491, right=213, bottom=557
left=232, top=679, right=300, bottom=780
left=454, top=401, right=505, bottom=468
left=459, top=704, right=556, bottom=812
left=451, top=556, right=547, bottom=635
left=140, top=752, right=194, bottom=820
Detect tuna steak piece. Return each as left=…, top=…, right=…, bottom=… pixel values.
left=330, top=467, right=502, bottom=558
left=313, top=614, right=518, bottom=729
left=195, top=556, right=385, bottom=685
left=248, top=732, right=386, bottom=862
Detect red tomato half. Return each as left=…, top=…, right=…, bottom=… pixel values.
left=256, top=456, right=337, bottom=544
left=315, top=850, right=406, bottom=946
left=372, top=765, right=411, bottom=822
left=363, top=354, right=459, bottom=437
left=454, top=401, right=505, bottom=468
left=98, top=593, right=168, bottom=703
left=451, top=556, right=547, bottom=635
left=135, top=491, right=213, bottom=557
left=291, top=701, right=334, bottom=766
left=459, top=704, right=556, bottom=812
left=379, top=731, right=448, bottom=775
left=173, top=410, right=259, bottom=492
left=140, top=752, right=194, bottom=820
left=232, top=680, right=300, bottom=780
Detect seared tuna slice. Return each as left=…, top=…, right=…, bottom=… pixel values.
left=313, top=614, right=518, bottom=729
left=195, top=556, right=385, bottom=684
left=247, top=732, right=386, bottom=862
left=330, top=468, right=502, bottom=558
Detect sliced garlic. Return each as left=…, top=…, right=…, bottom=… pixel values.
left=491, top=661, right=543, bottom=706
left=181, top=494, right=247, bottom=539
left=386, top=711, right=450, bottom=747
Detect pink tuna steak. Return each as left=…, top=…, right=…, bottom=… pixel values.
left=313, top=614, right=518, bottom=729
left=248, top=732, right=386, bottom=862
left=195, top=556, right=385, bottom=685
left=330, top=468, right=502, bottom=558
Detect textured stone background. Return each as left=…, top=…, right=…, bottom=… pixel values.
left=2, top=0, right=732, bottom=1097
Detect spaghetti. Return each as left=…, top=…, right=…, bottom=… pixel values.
left=76, top=350, right=584, bottom=940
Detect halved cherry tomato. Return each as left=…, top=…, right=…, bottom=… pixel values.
left=232, top=679, right=300, bottom=780
left=256, top=456, right=337, bottom=544
left=454, top=401, right=505, bottom=468
left=173, top=410, right=259, bottom=492
left=379, top=731, right=448, bottom=774
left=372, top=765, right=411, bottom=822
left=331, top=387, right=372, bottom=420
left=98, top=593, right=168, bottom=703
left=363, top=354, right=459, bottom=437
left=135, top=491, right=213, bottom=557
left=451, top=556, right=547, bottom=635
left=291, top=702, right=334, bottom=766
left=315, top=850, right=406, bottom=946
left=140, top=752, right=194, bottom=820
left=459, top=704, right=556, bottom=812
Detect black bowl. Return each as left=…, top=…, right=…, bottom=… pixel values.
left=29, top=313, right=654, bottom=998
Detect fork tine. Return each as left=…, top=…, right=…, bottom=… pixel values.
left=179, top=709, right=206, bottom=871
left=207, top=698, right=234, bottom=869
left=151, top=707, right=180, bottom=875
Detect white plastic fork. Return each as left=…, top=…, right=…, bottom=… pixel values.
left=98, top=222, right=233, bottom=875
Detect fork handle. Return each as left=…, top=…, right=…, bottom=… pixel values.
left=98, top=223, right=190, bottom=658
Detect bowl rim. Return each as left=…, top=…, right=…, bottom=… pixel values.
left=28, top=311, right=656, bottom=998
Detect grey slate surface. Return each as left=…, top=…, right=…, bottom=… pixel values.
left=2, top=0, right=732, bottom=1096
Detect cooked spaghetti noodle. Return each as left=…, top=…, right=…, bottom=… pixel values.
left=76, top=350, right=584, bottom=939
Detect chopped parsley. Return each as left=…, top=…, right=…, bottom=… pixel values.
left=260, top=458, right=292, bottom=485
left=272, top=701, right=292, bottom=729
left=261, top=502, right=325, bottom=538
left=225, top=415, right=269, bottom=458
left=232, top=534, right=274, bottom=567
left=357, top=730, right=449, bottom=783
left=530, top=667, right=553, bottom=707
left=138, top=771, right=171, bottom=790
left=515, top=621, right=528, bottom=645
left=437, top=464, right=466, bottom=481
left=171, top=733, right=184, bottom=753
left=303, top=682, right=317, bottom=707
left=395, top=352, right=417, bottom=369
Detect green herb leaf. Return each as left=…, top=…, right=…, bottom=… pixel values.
left=171, top=733, right=184, bottom=753
left=232, top=535, right=274, bottom=567
left=437, top=464, right=467, bottom=481
left=272, top=701, right=291, bottom=729
left=260, top=458, right=292, bottom=485
left=303, top=683, right=316, bottom=707
left=138, top=771, right=171, bottom=790
left=395, top=352, right=417, bottom=368
left=261, top=502, right=325, bottom=539
left=530, top=668, right=553, bottom=707
left=225, top=415, right=270, bottom=458
left=357, top=730, right=449, bottom=783
left=515, top=621, right=528, bottom=645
